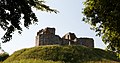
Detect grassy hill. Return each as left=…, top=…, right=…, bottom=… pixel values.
left=2, top=45, right=120, bottom=63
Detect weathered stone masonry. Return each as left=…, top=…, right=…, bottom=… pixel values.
left=35, top=27, right=94, bottom=47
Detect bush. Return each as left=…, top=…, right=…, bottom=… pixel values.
left=0, top=53, right=9, bottom=61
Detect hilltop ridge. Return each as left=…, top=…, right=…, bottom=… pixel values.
left=3, top=45, right=120, bottom=63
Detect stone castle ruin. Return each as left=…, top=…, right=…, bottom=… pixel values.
left=35, top=27, right=94, bottom=47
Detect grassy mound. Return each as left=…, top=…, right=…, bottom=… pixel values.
left=3, top=59, right=63, bottom=63
left=3, top=45, right=120, bottom=63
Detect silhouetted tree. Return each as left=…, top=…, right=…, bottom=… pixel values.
left=0, top=0, right=58, bottom=43
left=83, top=0, right=120, bottom=52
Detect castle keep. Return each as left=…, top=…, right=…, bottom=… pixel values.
left=35, top=27, right=94, bottom=47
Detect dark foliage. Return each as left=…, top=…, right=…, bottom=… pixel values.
left=83, top=0, right=120, bottom=51
left=0, top=53, right=9, bottom=61
left=0, top=0, right=58, bottom=43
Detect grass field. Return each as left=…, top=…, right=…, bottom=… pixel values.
left=2, top=45, right=120, bottom=63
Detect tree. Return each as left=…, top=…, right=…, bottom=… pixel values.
left=83, top=0, right=120, bottom=52
left=0, top=0, right=58, bottom=43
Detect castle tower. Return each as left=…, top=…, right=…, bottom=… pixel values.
left=35, top=27, right=62, bottom=46
left=44, top=27, right=55, bottom=34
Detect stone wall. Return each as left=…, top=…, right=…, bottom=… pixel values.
left=36, top=34, right=62, bottom=46
left=77, top=38, right=94, bottom=47
left=35, top=27, right=94, bottom=48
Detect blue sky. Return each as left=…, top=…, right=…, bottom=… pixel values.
left=0, top=0, right=106, bottom=54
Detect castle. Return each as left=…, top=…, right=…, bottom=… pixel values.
left=35, top=27, right=94, bottom=47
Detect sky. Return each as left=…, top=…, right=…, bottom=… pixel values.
left=0, top=0, right=106, bottom=54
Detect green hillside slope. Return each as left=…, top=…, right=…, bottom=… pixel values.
left=3, top=45, right=120, bottom=63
